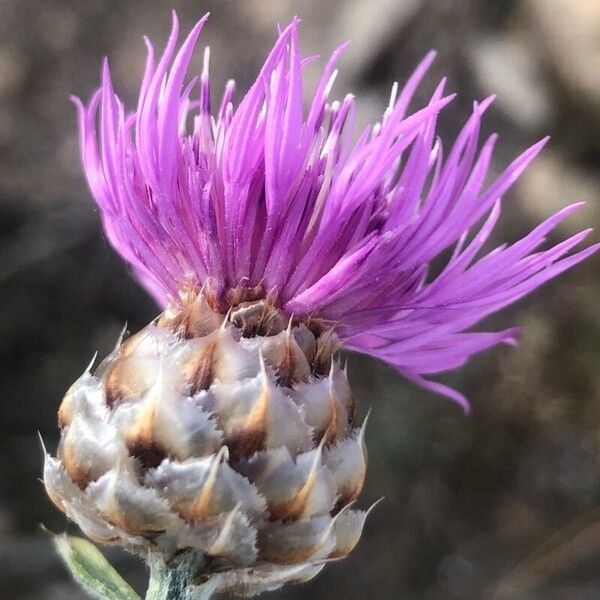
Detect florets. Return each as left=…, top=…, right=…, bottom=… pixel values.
left=74, top=11, right=597, bottom=409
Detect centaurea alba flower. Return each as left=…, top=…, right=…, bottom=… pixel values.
left=44, top=12, right=597, bottom=599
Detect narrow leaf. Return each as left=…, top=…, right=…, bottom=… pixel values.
left=54, top=534, right=141, bottom=600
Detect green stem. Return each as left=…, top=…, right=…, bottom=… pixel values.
left=145, top=553, right=217, bottom=600
left=190, top=585, right=216, bottom=600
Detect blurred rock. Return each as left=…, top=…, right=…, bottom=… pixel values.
left=469, top=34, right=554, bottom=131
left=525, top=0, right=600, bottom=110
left=327, top=0, right=423, bottom=80
left=0, top=46, right=28, bottom=100
left=517, top=151, right=600, bottom=234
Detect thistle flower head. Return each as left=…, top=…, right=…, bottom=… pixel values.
left=74, top=12, right=597, bottom=410
left=44, top=11, right=600, bottom=598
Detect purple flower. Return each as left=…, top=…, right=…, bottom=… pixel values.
left=73, top=12, right=597, bottom=410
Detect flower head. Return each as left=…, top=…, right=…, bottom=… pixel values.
left=74, top=12, right=597, bottom=409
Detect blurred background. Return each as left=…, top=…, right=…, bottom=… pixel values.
left=0, top=0, right=599, bottom=598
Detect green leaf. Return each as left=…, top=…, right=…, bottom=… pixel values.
left=54, top=535, right=141, bottom=600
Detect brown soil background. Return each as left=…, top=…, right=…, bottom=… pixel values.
left=0, top=1, right=598, bottom=598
